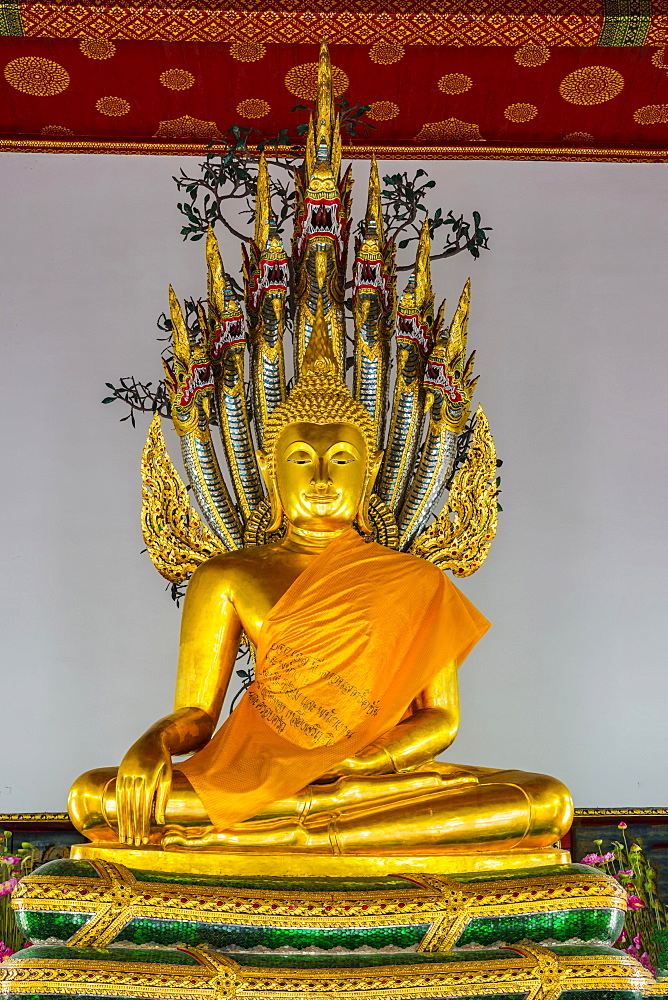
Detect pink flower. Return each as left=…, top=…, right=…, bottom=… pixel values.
left=619, top=821, right=628, bottom=829
left=0, top=857, right=20, bottom=867
left=0, top=943, right=13, bottom=962
left=581, top=853, right=604, bottom=864
left=619, top=870, right=634, bottom=876
left=627, top=895, right=645, bottom=910
left=0, top=877, right=18, bottom=896
left=640, top=953, right=657, bottom=977
left=601, top=852, right=615, bottom=862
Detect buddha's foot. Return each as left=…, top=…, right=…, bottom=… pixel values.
left=162, top=816, right=333, bottom=853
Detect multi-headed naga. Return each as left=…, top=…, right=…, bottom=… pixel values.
left=142, top=42, right=497, bottom=587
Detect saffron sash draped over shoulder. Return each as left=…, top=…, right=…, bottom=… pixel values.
left=179, top=530, right=490, bottom=831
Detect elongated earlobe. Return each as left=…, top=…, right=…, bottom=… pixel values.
left=257, top=448, right=284, bottom=533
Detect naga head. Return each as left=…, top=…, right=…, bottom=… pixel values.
left=423, top=279, right=477, bottom=433
left=395, top=218, right=435, bottom=372
left=162, top=286, right=214, bottom=436
left=206, top=227, right=246, bottom=363
left=257, top=298, right=381, bottom=535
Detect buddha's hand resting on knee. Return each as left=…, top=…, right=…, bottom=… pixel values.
left=116, top=732, right=173, bottom=846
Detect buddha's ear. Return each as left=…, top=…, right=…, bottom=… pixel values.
left=256, top=449, right=270, bottom=491
left=357, top=450, right=384, bottom=536
left=256, top=448, right=284, bottom=534
left=367, top=449, right=384, bottom=492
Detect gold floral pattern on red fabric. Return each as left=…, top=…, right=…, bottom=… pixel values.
left=563, top=131, right=594, bottom=141
left=651, top=47, right=668, bottom=68
left=367, top=101, right=399, bottom=120
left=634, top=104, right=668, bottom=124
left=414, top=118, right=484, bottom=142
left=369, top=43, right=404, bottom=64
left=514, top=44, right=550, bottom=66
left=79, top=39, right=116, bottom=60
left=4, top=57, right=69, bottom=96
left=284, top=62, right=348, bottom=100
left=236, top=98, right=271, bottom=118
left=504, top=102, right=538, bottom=121
left=95, top=96, right=130, bottom=116
left=230, top=41, right=266, bottom=61
left=160, top=68, right=194, bottom=90
left=153, top=115, right=222, bottom=139
left=438, top=73, right=473, bottom=94
left=559, top=66, right=624, bottom=105
left=41, top=124, right=74, bottom=135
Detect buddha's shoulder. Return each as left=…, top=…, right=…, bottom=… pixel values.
left=190, top=544, right=287, bottom=588
left=373, top=544, right=447, bottom=587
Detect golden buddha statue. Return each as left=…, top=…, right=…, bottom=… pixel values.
left=68, top=43, right=572, bottom=875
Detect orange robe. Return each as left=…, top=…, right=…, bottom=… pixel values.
left=180, top=529, right=489, bottom=831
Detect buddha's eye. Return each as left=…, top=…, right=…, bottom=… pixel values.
left=288, top=450, right=312, bottom=465
left=330, top=452, right=354, bottom=465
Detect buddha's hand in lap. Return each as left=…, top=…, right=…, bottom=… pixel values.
left=315, top=745, right=395, bottom=782
left=116, top=732, right=173, bottom=846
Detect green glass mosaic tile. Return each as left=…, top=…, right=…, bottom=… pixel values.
left=14, top=910, right=89, bottom=941
left=130, top=870, right=414, bottom=892
left=13, top=945, right=199, bottom=966
left=117, top=918, right=428, bottom=950
left=227, top=949, right=514, bottom=969
left=560, top=992, right=644, bottom=1000
left=456, top=865, right=595, bottom=885
left=457, top=907, right=624, bottom=946
left=32, top=860, right=99, bottom=880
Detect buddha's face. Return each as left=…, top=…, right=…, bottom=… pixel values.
left=273, top=422, right=370, bottom=532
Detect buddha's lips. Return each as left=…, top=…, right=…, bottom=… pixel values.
left=303, top=493, right=339, bottom=503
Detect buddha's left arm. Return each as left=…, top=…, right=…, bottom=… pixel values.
left=329, top=659, right=460, bottom=776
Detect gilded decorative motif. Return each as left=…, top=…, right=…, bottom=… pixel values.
left=559, top=65, right=624, bottom=104
left=153, top=115, right=222, bottom=139
left=563, top=130, right=595, bottom=140
left=95, top=96, right=130, bottom=116
left=40, top=124, right=73, bottom=135
left=514, top=44, right=550, bottom=66
left=160, top=68, right=195, bottom=90
left=634, top=103, right=668, bottom=123
left=504, top=102, right=538, bottom=121
left=3, top=56, right=69, bottom=96
left=438, top=73, right=473, bottom=94
left=367, top=100, right=399, bottom=120
left=13, top=858, right=626, bottom=951
left=410, top=406, right=497, bottom=577
left=78, top=38, right=115, bottom=59
left=230, top=40, right=266, bottom=61
left=369, top=42, right=405, bottom=64
left=284, top=61, right=348, bottom=100
left=414, top=118, right=484, bottom=142
left=14, top=8, right=605, bottom=46
left=651, top=46, right=668, bottom=67
left=0, top=945, right=657, bottom=1000
left=236, top=98, right=271, bottom=118
left=141, top=414, right=223, bottom=584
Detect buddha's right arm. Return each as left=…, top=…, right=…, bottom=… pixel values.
left=116, top=557, right=243, bottom=845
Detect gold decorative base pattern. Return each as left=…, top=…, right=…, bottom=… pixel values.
left=0, top=943, right=662, bottom=1000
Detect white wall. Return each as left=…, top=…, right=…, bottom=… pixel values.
left=0, top=152, right=666, bottom=812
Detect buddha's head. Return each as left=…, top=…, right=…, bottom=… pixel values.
left=257, top=300, right=382, bottom=535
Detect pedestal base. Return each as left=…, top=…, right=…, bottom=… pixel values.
left=70, top=843, right=570, bottom=877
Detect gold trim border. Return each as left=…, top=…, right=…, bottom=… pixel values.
left=0, top=139, right=668, bottom=162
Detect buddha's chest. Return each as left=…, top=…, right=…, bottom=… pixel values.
left=232, top=556, right=310, bottom=647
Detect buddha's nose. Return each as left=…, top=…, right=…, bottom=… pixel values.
left=312, top=459, right=332, bottom=489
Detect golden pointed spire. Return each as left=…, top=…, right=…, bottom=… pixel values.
left=168, top=285, right=189, bottom=362
left=365, top=154, right=384, bottom=241
left=414, top=216, right=433, bottom=313
left=446, top=278, right=471, bottom=367
left=206, top=226, right=226, bottom=316
left=305, top=39, right=339, bottom=180
left=301, top=296, right=338, bottom=377
left=254, top=152, right=270, bottom=250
